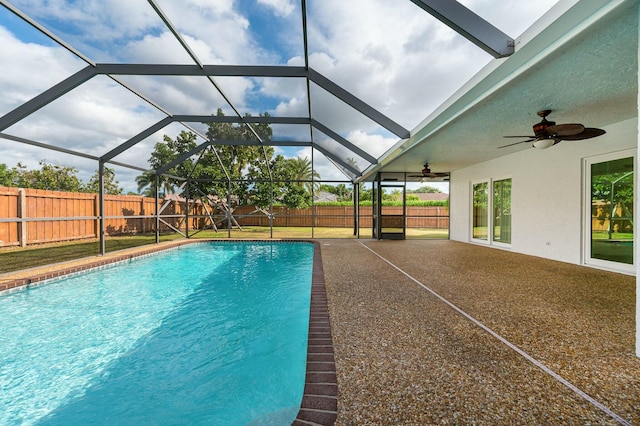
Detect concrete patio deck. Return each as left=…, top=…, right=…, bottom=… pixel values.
left=320, top=239, right=638, bottom=425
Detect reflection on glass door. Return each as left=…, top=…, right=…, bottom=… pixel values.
left=589, top=155, right=634, bottom=266
left=472, top=182, right=489, bottom=240
left=493, top=179, right=512, bottom=244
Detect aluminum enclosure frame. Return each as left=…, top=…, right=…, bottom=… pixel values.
left=0, top=0, right=512, bottom=254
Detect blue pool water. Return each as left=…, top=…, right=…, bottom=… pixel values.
left=0, top=242, right=314, bottom=425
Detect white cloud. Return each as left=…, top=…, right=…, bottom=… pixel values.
left=0, top=27, right=85, bottom=114
left=152, top=0, right=261, bottom=65
left=257, top=0, right=296, bottom=17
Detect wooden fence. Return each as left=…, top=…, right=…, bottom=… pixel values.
left=0, top=186, right=449, bottom=247
left=232, top=205, right=449, bottom=229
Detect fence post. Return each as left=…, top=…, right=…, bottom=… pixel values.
left=18, top=188, right=27, bottom=247
left=140, top=196, right=146, bottom=234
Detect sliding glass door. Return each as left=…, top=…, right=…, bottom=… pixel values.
left=493, top=178, right=512, bottom=244
left=472, top=182, right=489, bottom=241
left=586, top=151, right=634, bottom=272
left=472, top=178, right=511, bottom=245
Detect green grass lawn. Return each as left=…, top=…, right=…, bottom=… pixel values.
left=591, top=232, right=634, bottom=240
left=0, top=227, right=448, bottom=275
left=0, top=234, right=184, bottom=274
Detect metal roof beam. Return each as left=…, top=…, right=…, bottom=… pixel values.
left=93, top=63, right=307, bottom=78
left=0, top=66, right=96, bottom=132
left=0, top=133, right=149, bottom=172
left=0, top=132, right=98, bottom=161
left=312, top=120, right=378, bottom=164
left=313, top=144, right=362, bottom=178
left=101, top=114, right=313, bottom=163
left=172, top=115, right=310, bottom=125
left=0, top=1, right=96, bottom=66
left=101, top=116, right=174, bottom=162
left=409, top=0, right=514, bottom=58
left=213, top=140, right=313, bottom=146
left=147, top=0, right=203, bottom=68
left=308, top=69, right=410, bottom=139
left=156, top=140, right=213, bottom=175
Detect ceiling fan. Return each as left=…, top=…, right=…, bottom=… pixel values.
left=408, top=163, right=449, bottom=179
left=499, top=110, right=606, bottom=149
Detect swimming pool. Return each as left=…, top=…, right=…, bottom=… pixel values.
left=0, top=241, right=314, bottom=425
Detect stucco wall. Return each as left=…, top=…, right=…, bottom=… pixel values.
left=449, top=117, right=638, bottom=266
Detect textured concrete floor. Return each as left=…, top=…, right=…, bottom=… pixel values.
left=320, top=239, right=638, bottom=425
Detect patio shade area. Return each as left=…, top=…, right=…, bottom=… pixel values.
left=321, top=239, right=638, bottom=424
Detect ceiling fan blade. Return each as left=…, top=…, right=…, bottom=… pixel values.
left=560, top=128, right=606, bottom=140
left=498, top=138, right=535, bottom=149
left=503, top=135, right=536, bottom=138
left=409, top=173, right=448, bottom=178
left=546, top=123, right=585, bottom=137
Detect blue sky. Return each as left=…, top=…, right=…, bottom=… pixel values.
left=0, top=0, right=559, bottom=193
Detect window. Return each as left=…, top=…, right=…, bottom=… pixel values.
left=585, top=152, right=634, bottom=271
left=471, top=178, right=512, bottom=245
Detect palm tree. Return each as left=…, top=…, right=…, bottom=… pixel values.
left=135, top=172, right=175, bottom=197
left=346, top=157, right=360, bottom=172
left=288, top=156, right=320, bottom=195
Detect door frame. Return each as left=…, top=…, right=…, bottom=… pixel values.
left=583, top=149, right=636, bottom=274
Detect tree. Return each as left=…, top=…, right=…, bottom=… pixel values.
left=14, top=160, right=84, bottom=192
left=288, top=156, right=320, bottom=195
left=319, top=183, right=352, bottom=202
left=0, top=163, right=17, bottom=186
left=359, top=183, right=372, bottom=202
left=204, top=109, right=275, bottom=199
left=135, top=172, right=156, bottom=197
left=85, top=166, right=123, bottom=194
left=591, top=167, right=634, bottom=234
left=136, top=109, right=321, bottom=209
left=132, top=131, right=199, bottom=197
left=246, top=155, right=319, bottom=209
left=410, top=185, right=442, bottom=193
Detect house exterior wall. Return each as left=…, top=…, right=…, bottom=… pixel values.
left=449, top=117, right=638, bottom=267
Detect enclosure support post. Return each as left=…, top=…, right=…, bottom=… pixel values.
left=155, top=174, right=160, bottom=244
left=269, top=180, right=274, bottom=239
left=98, top=160, right=105, bottom=256
left=227, top=179, right=232, bottom=238
left=311, top=148, right=315, bottom=239
left=353, top=183, right=359, bottom=237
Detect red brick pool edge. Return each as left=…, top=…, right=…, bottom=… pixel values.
left=294, top=241, right=338, bottom=425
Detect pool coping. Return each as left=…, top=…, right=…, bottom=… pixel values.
left=0, top=239, right=337, bottom=425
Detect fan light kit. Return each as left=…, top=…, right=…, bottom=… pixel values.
left=407, top=163, right=449, bottom=179
left=500, top=110, right=606, bottom=149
